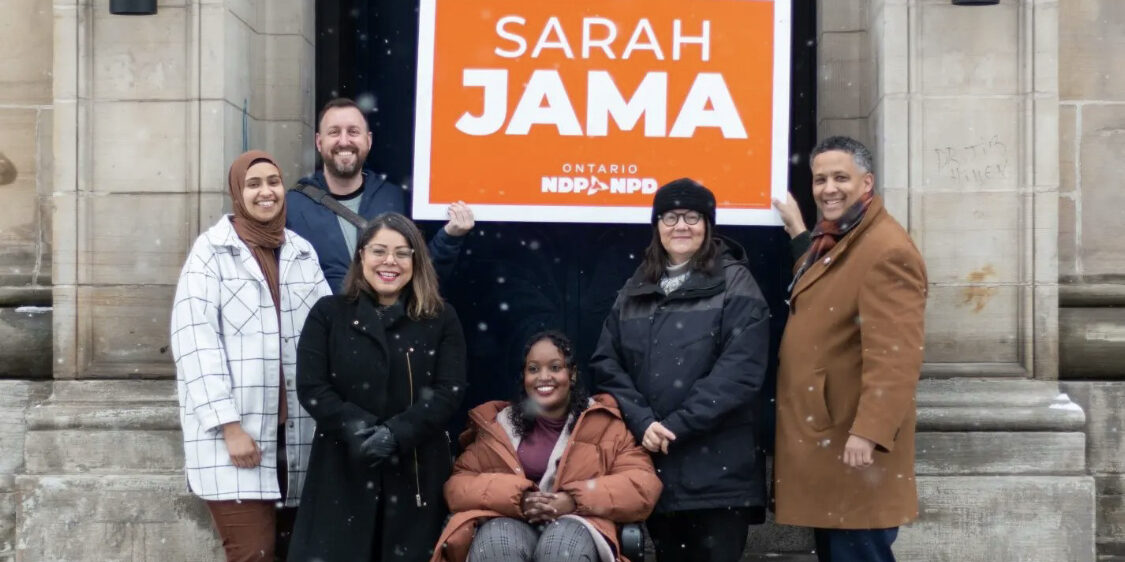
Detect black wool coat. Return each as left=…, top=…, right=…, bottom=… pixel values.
left=289, top=293, right=466, bottom=561
left=591, top=238, right=771, bottom=514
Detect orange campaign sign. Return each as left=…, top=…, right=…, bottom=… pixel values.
left=413, top=0, right=791, bottom=225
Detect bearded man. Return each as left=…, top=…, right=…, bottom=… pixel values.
left=287, top=97, right=474, bottom=292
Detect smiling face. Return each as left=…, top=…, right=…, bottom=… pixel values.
left=522, top=339, right=573, bottom=420
left=360, top=227, right=414, bottom=306
left=811, top=149, right=874, bottom=222
left=657, top=209, right=707, bottom=265
left=316, top=106, right=372, bottom=179
left=241, top=161, right=285, bottom=223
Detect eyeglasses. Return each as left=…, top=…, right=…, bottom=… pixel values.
left=364, top=246, right=414, bottom=262
left=659, top=211, right=703, bottom=226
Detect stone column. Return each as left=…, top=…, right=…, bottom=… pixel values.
left=820, top=0, right=1059, bottom=379
left=880, top=0, right=1058, bottom=379
left=0, top=0, right=56, bottom=556
left=1056, top=2, right=1125, bottom=556
left=1057, top=0, right=1125, bottom=378
left=52, top=0, right=315, bottom=380
left=14, top=1, right=315, bottom=559
left=0, top=0, right=54, bottom=380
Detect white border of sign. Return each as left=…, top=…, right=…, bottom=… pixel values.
left=412, top=0, right=791, bottom=226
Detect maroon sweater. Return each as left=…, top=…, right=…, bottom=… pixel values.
left=516, top=416, right=567, bottom=483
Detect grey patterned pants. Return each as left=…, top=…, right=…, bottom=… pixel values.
left=468, top=517, right=599, bottom=561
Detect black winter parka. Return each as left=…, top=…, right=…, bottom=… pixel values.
left=591, top=238, right=770, bottom=514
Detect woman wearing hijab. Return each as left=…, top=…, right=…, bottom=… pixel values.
left=288, top=212, right=467, bottom=561
left=590, top=179, right=771, bottom=562
left=171, top=150, right=332, bottom=561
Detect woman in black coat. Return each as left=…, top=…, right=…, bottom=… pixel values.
left=289, top=212, right=467, bottom=561
left=590, top=179, right=771, bottom=562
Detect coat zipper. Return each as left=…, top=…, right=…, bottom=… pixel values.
left=406, top=349, right=423, bottom=507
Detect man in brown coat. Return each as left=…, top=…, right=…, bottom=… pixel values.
left=772, top=136, right=927, bottom=562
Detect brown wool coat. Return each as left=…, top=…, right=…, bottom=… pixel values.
left=774, top=196, right=928, bottom=530
left=430, top=394, right=662, bottom=562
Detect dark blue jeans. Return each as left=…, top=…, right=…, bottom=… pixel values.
left=813, top=527, right=899, bottom=562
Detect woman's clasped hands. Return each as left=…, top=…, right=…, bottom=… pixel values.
left=521, top=490, right=577, bottom=524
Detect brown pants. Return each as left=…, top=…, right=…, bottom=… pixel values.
left=207, top=500, right=276, bottom=561
left=207, top=423, right=295, bottom=561
left=206, top=501, right=297, bottom=562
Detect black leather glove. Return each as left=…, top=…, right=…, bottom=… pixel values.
left=343, top=419, right=375, bottom=458
left=344, top=419, right=372, bottom=437
left=357, top=425, right=397, bottom=461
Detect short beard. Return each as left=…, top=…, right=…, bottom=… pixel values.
left=323, top=152, right=363, bottom=179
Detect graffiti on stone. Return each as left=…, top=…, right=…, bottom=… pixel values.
left=934, top=135, right=1009, bottom=187
left=0, top=151, right=16, bottom=186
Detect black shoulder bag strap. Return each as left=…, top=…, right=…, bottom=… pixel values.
left=292, top=182, right=368, bottom=229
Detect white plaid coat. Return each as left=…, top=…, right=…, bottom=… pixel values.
left=171, top=216, right=331, bottom=505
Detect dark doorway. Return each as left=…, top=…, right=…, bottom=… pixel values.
left=315, top=1, right=817, bottom=442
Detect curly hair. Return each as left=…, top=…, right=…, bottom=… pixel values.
left=507, top=330, right=589, bottom=438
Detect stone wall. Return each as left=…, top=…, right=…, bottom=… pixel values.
left=0, top=382, right=50, bottom=561
left=1058, top=0, right=1125, bottom=378
left=15, top=380, right=221, bottom=561
left=819, top=0, right=1058, bottom=379
left=816, top=0, right=875, bottom=150
left=0, top=0, right=54, bottom=379
left=51, top=0, right=316, bottom=380
left=1062, top=383, right=1125, bottom=559
left=1057, top=2, right=1125, bottom=558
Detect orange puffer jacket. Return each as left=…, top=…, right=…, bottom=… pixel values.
left=430, top=394, right=662, bottom=562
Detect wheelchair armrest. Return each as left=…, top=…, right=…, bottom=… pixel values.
left=619, top=522, right=645, bottom=561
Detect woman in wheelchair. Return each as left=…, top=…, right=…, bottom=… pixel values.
left=431, top=331, right=661, bottom=562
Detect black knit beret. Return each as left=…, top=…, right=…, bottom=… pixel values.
left=650, top=178, right=717, bottom=225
